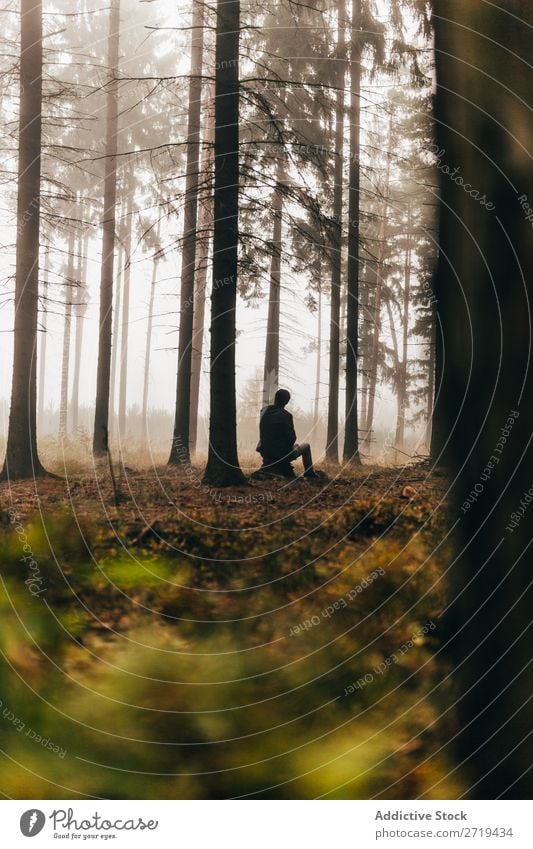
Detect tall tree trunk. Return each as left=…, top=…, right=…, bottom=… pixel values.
left=365, top=119, right=392, bottom=447
left=360, top=361, right=368, bottom=433
left=38, top=242, right=51, bottom=431
left=326, top=0, right=345, bottom=463
left=423, top=300, right=436, bottom=451
left=169, top=0, right=205, bottom=464
left=70, top=233, right=89, bottom=435
left=190, top=80, right=215, bottom=457
left=202, top=0, right=246, bottom=486
left=93, top=0, right=120, bottom=457
left=429, top=288, right=444, bottom=461
left=313, top=278, right=322, bottom=429
left=109, top=240, right=124, bottom=425
left=339, top=289, right=346, bottom=367
left=385, top=294, right=400, bottom=461
left=394, top=203, right=412, bottom=454
left=359, top=258, right=372, bottom=444
left=2, top=0, right=46, bottom=479
left=342, top=0, right=362, bottom=465
left=433, top=0, right=533, bottom=797
left=59, top=229, right=76, bottom=441
left=262, top=163, right=283, bottom=407
left=118, top=191, right=134, bottom=440
left=141, top=252, right=160, bottom=448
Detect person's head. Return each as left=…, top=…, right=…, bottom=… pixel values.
left=274, top=388, right=291, bottom=407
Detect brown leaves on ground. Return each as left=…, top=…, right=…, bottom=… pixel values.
left=0, top=461, right=450, bottom=530
left=0, top=461, right=460, bottom=799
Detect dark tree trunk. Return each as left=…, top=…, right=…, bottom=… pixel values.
left=424, top=300, right=436, bottom=452
left=262, top=166, right=283, bottom=407
left=190, top=81, right=215, bottom=457
left=325, top=0, right=345, bottom=463
left=70, top=233, right=88, bottom=435
left=429, top=279, right=448, bottom=466
left=433, top=0, right=533, bottom=798
left=169, top=0, right=205, bottom=464
left=342, top=0, right=362, bottom=465
left=2, top=0, right=47, bottom=480
left=202, top=0, right=246, bottom=486
left=93, top=0, right=120, bottom=457
left=38, top=242, right=51, bottom=430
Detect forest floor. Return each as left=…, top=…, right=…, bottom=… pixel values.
left=0, top=460, right=464, bottom=799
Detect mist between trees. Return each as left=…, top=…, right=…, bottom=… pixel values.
left=0, top=0, right=532, bottom=803
left=0, top=0, right=438, bottom=477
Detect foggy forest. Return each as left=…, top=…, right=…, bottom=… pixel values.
left=0, top=0, right=531, bottom=803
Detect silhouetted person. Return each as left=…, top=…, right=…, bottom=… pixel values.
left=256, top=389, right=318, bottom=478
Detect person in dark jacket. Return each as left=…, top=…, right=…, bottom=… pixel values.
left=256, top=388, right=318, bottom=478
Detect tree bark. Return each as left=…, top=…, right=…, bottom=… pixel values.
left=342, top=0, right=362, bottom=465
left=109, top=239, right=124, bottom=426
left=394, top=203, right=412, bottom=455
left=433, top=0, right=533, bottom=797
left=365, top=119, right=392, bottom=447
left=313, top=278, right=322, bottom=429
left=118, top=191, right=134, bottom=440
left=360, top=356, right=368, bottom=432
left=325, top=0, right=345, bottom=463
left=141, top=252, right=160, bottom=448
left=385, top=294, right=401, bottom=463
left=59, top=228, right=76, bottom=441
left=262, top=163, right=283, bottom=407
left=169, top=0, right=205, bottom=464
left=190, top=80, right=215, bottom=457
left=70, top=233, right=89, bottom=435
left=38, top=242, right=51, bottom=430
left=2, top=0, right=46, bottom=479
left=93, top=0, right=120, bottom=457
left=202, top=0, right=246, bottom=486
left=423, top=299, right=436, bottom=452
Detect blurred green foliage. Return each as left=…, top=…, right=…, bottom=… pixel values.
left=0, top=497, right=461, bottom=799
